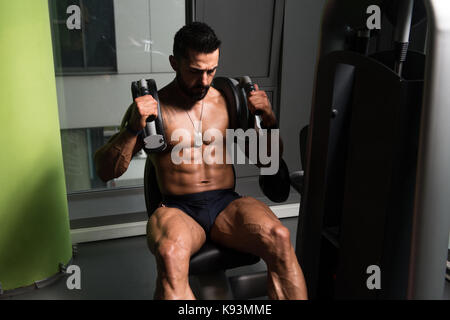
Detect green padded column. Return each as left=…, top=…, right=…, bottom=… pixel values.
left=0, top=0, right=72, bottom=291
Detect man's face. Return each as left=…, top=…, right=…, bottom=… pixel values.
left=172, top=48, right=219, bottom=101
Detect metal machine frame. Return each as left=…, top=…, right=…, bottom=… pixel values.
left=295, top=0, right=450, bottom=299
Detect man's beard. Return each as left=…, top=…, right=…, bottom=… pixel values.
left=176, top=74, right=210, bottom=101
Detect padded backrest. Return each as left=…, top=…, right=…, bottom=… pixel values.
left=144, top=157, right=163, bottom=217
left=212, top=77, right=248, bottom=129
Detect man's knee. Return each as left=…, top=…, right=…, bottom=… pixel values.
left=147, top=208, right=193, bottom=265
left=258, top=223, right=292, bottom=262
left=232, top=197, right=291, bottom=248
left=153, top=237, right=193, bottom=296
left=155, top=238, right=191, bottom=266
left=270, top=224, right=291, bottom=244
left=263, top=223, right=291, bottom=249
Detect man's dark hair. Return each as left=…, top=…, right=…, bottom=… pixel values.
left=173, top=22, right=221, bottom=60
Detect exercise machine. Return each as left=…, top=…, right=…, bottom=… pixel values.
left=295, top=0, right=450, bottom=299
left=138, top=76, right=290, bottom=299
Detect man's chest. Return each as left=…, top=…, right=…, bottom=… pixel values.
left=162, top=104, right=230, bottom=149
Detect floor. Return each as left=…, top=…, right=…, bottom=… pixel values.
left=3, top=218, right=297, bottom=300
left=2, top=217, right=449, bottom=300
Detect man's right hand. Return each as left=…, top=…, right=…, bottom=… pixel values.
left=129, top=95, right=159, bottom=132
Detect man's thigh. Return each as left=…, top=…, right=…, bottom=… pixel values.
left=210, top=196, right=282, bottom=255
left=147, top=206, right=206, bottom=256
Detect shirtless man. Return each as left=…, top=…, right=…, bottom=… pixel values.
left=95, top=22, right=307, bottom=300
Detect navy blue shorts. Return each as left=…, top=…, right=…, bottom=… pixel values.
left=162, top=189, right=241, bottom=234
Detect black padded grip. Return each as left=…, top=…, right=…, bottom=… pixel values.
left=240, top=76, right=263, bottom=116
left=131, top=82, right=139, bottom=101
left=239, top=76, right=264, bottom=129
left=131, top=79, right=167, bottom=152
left=143, top=79, right=157, bottom=122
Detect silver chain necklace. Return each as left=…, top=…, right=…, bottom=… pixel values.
left=185, top=99, right=205, bottom=148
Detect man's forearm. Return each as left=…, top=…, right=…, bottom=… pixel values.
left=261, top=112, right=283, bottom=159
left=254, top=131, right=283, bottom=168
left=94, top=128, right=144, bottom=182
left=250, top=112, right=283, bottom=168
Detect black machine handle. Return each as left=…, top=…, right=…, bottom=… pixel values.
left=239, top=76, right=289, bottom=201
left=239, top=76, right=263, bottom=130
left=131, top=79, right=166, bottom=152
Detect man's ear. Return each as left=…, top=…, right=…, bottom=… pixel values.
left=169, top=55, right=178, bottom=72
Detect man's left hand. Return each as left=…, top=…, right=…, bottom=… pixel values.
left=247, top=84, right=277, bottom=128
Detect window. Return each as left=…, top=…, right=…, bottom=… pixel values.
left=50, top=0, right=185, bottom=200
left=49, top=0, right=118, bottom=75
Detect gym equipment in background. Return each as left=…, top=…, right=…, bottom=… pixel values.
left=295, top=0, right=450, bottom=299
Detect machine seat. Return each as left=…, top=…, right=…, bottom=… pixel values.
left=189, top=241, right=260, bottom=275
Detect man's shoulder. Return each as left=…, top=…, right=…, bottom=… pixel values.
left=157, top=83, right=171, bottom=103
left=208, top=86, right=227, bottom=107
left=210, top=85, right=223, bottom=97
left=157, top=85, right=178, bottom=113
